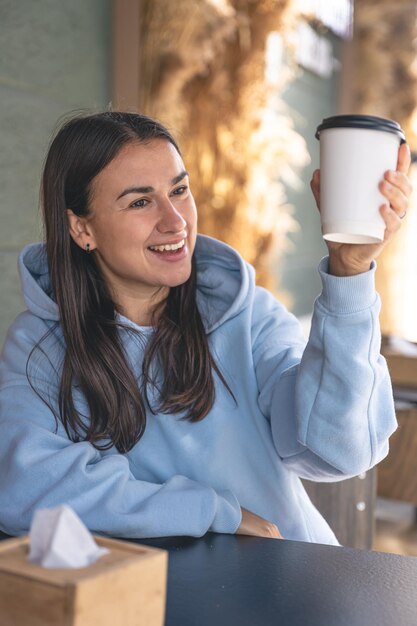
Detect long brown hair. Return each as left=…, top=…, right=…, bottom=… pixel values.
left=30, top=111, right=232, bottom=452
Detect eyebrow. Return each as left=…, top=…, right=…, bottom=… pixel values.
left=116, top=170, right=189, bottom=200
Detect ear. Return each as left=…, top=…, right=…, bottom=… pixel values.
left=67, top=210, right=96, bottom=252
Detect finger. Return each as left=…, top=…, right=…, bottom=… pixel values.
left=380, top=203, right=402, bottom=242
left=310, top=169, right=320, bottom=207
left=379, top=179, right=409, bottom=218
left=396, top=142, right=411, bottom=174
left=384, top=170, right=413, bottom=199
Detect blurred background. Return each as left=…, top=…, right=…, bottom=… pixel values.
left=1, top=0, right=417, bottom=554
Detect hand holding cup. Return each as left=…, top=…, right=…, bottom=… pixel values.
left=312, top=115, right=413, bottom=276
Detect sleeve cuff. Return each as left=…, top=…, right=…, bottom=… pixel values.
left=317, top=256, right=378, bottom=314
left=209, top=489, right=241, bottom=534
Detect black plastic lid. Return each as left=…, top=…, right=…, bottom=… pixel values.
left=315, top=114, right=405, bottom=142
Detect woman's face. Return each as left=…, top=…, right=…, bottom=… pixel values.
left=80, top=139, right=197, bottom=305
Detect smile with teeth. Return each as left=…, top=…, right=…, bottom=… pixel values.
left=148, top=239, right=185, bottom=252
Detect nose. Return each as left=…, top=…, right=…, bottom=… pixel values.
left=156, top=198, right=187, bottom=234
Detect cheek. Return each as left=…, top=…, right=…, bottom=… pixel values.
left=189, top=205, right=198, bottom=240
left=93, top=215, right=151, bottom=250
left=186, top=200, right=198, bottom=231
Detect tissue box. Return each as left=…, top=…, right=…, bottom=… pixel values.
left=0, top=535, right=167, bottom=626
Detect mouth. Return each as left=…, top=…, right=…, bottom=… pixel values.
left=148, top=239, right=186, bottom=254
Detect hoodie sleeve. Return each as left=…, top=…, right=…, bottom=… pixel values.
left=253, top=258, right=397, bottom=481
left=0, top=315, right=241, bottom=537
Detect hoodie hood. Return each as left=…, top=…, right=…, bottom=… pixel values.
left=194, top=235, right=254, bottom=332
left=18, top=235, right=254, bottom=332
left=19, top=243, right=59, bottom=322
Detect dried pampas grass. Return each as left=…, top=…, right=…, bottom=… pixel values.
left=138, top=0, right=307, bottom=290
left=351, top=0, right=417, bottom=338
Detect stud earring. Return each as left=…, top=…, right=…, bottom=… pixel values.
left=85, top=243, right=91, bottom=253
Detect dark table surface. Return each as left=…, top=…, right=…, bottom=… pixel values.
left=2, top=530, right=417, bottom=625
left=137, top=534, right=417, bottom=626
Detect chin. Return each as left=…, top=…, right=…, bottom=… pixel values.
left=165, top=268, right=193, bottom=288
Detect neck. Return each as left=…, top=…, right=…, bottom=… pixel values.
left=114, top=286, right=169, bottom=326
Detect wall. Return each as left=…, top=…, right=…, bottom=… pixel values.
left=0, top=0, right=112, bottom=345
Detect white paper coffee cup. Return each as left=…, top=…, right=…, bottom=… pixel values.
left=315, top=115, right=405, bottom=244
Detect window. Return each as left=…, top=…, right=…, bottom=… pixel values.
left=299, top=0, right=354, bottom=39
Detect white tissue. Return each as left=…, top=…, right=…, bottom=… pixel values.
left=28, top=504, right=109, bottom=568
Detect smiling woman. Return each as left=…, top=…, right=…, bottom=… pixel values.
left=0, top=110, right=411, bottom=545
left=37, top=112, right=223, bottom=453
left=67, top=139, right=197, bottom=325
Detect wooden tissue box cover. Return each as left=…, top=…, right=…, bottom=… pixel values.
left=0, top=535, right=168, bottom=626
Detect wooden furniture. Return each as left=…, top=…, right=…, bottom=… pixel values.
left=378, top=338, right=417, bottom=504
left=303, top=469, right=376, bottom=549
left=2, top=532, right=417, bottom=625
left=378, top=406, right=417, bottom=504
left=0, top=535, right=167, bottom=626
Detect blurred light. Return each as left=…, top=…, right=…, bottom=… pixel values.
left=399, top=165, right=417, bottom=342
left=298, top=0, right=353, bottom=39
left=265, top=32, right=284, bottom=86
left=296, top=22, right=335, bottom=78
left=206, top=0, right=235, bottom=17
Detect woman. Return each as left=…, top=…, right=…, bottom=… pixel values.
left=0, top=112, right=412, bottom=543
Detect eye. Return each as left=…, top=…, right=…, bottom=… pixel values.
left=171, top=185, right=188, bottom=196
left=130, top=198, right=149, bottom=208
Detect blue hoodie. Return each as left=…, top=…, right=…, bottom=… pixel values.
left=0, top=235, right=397, bottom=544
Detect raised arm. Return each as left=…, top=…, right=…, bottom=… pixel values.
left=253, top=263, right=397, bottom=481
